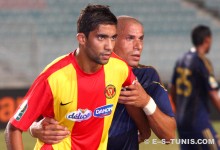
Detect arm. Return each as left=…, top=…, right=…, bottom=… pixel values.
left=146, top=107, right=176, bottom=142
left=30, top=117, right=70, bottom=144
left=119, top=81, right=176, bottom=143
left=125, top=105, right=151, bottom=143
left=209, top=90, right=220, bottom=112
left=169, top=85, right=176, bottom=106
left=5, top=122, right=24, bottom=150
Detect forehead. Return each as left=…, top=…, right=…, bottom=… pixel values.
left=123, top=23, right=143, bottom=35
left=93, top=24, right=117, bottom=35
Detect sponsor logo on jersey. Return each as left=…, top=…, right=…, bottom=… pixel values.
left=14, top=100, right=28, bottom=121
left=66, top=109, right=92, bottom=122
left=209, top=76, right=218, bottom=89
left=93, top=104, right=113, bottom=118
left=104, top=84, right=116, bottom=99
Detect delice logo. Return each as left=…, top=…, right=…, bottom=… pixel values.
left=66, top=109, right=92, bottom=122
left=93, top=104, right=113, bottom=118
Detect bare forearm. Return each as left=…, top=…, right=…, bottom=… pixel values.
left=5, top=123, right=24, bottom=150
left=209, top=90, right=220, bottom=112
left=125, top=105, right=151, bottom=140
left=147, top=107, right=176, bottom=142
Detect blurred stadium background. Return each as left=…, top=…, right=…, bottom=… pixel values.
left=0, top=0, right=220, bottom=149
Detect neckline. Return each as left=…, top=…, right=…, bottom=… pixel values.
left=70, top=49, right=104, bottom=77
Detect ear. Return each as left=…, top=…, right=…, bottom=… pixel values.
left=77, top=33, right=86, bottom=45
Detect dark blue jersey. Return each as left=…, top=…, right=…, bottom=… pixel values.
left=171, top=48, right=219, bottom=131
left=108, top=65, right=174, bottom=144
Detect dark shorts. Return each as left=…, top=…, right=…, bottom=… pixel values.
left=178, top=126, right=220, bottom=150
left=107, top=129, right=138, bottom=150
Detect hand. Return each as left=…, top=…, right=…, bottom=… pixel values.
left=30, top=117, right=70, bottom=144
left=137, top=111, right=151, bottom=143
left=119, top=81, right=150, bottom=108
left=138, top=119, right=151, bottom=143
left=138, top=131, right=150, bottom=144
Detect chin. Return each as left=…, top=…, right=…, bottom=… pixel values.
left=101, top=60, right=110, bottom=65
left=129, top=61, right=139, bottom=67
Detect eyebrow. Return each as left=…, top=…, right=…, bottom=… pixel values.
left=97, top=34, right=118, bottom=38
left=112, top=34, right=118, bottom=38
left=140, top=35, right=144, bottom=39
left=126, top=34, right=144, bottom=38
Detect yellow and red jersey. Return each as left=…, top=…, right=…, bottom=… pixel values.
left=10, top=50, right=135, bottom=150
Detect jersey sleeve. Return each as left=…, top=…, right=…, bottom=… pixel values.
left=10, top=75, right=54, bottom=131
left=134, top=67, right=174, bottom=117
left=146, top=82, right=174, bottom=117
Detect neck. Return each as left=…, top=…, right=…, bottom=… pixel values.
left=74, top=48, right=102, bottom=74
left=196, top=46, right=206, bottom=56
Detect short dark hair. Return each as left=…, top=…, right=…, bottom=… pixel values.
left=191, top=25, right=212, bottom=47
left=77, top=4, right=117, bottom=38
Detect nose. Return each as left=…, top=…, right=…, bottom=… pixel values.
left=134, top=40, right=143, bottom=51
left=105, top=39, right=115, bottom=51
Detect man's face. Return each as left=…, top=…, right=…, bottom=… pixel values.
left=85, top=24, right=117, bottom=65
left=114, top=22, right=144, bottom=67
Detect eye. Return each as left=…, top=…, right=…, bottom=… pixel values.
left=139, top=36, right=144, bottom=41
left=126, top=36, right=134, bottom=41
left=98, top=35, right=105, bottom=40
left=111, top=35, right=117, bottom=41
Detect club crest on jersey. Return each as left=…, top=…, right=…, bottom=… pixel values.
left=94, top=104, right=113, bottom=118
left=14, top=100, right=28, bottom=121
left=104, top=84, right=116, bottom=99
left=66, top=109, right=92, bottom=122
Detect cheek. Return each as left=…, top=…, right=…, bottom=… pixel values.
left=90, top=39, right=100, bottom=47
left=125, top=47, right=134, bottom=56
left=88, top=40, right=103, bottom=51
left=121, top=43, right=133, bottom=54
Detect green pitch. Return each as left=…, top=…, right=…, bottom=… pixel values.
left=1, top=121, right=220, bottom=150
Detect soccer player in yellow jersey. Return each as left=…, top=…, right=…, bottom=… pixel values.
left=4, top=4, right=139, bottom=150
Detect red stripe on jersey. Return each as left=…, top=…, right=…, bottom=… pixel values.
left=70, top=54, right=106, bottom=149
left=40, top=144, right=53, bottom=150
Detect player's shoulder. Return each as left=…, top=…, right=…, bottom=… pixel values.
left=137, top=64, right=157, bottom=71
left=183, top=48, right=199, bottom=62
left=187, top=48, right=213, bottom=74
left=108, top=52, right=129, bottom=67
left=133, top=64, right=161, bottom=82
left=111, top=52, right=125, bottom=62
left=41, top=52, right=73, bottom=75
left=198, top=54, right=214, bottom=74
left=135, top=64, right=160, bottom=76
